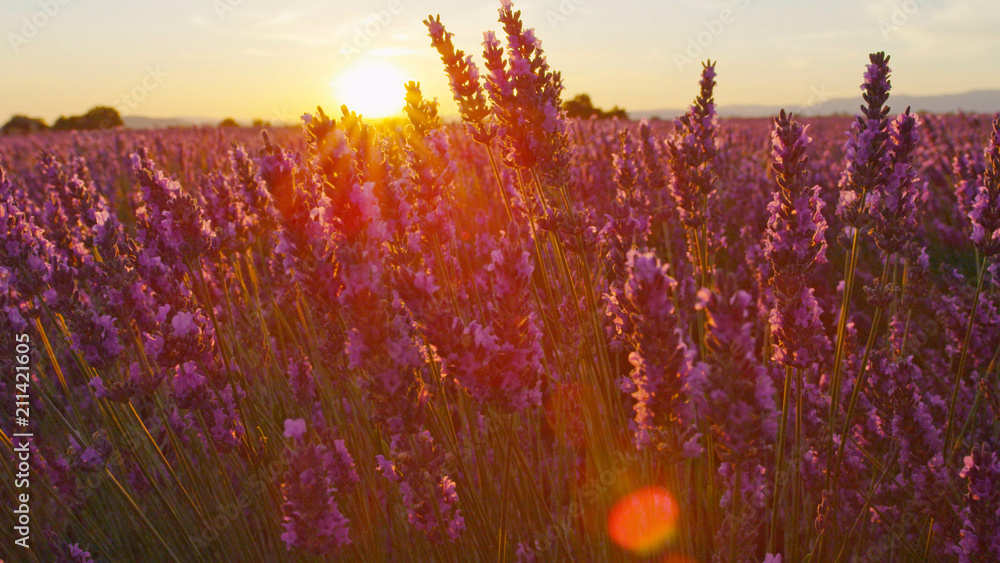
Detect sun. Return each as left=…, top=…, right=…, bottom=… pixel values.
left=332, top=60, right=410, bottom=119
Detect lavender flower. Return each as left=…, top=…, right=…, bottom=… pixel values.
left=425, top=14, right=495, bottom=143
left=764, top=110, right=831, bottom=367
left=954, top=148, right=986, bottom=220
left=403, top=80, right=443, bottom=137
left=871, top=107, right=921, bottom=255
left=229, top=143, right=277, bottom=237
left=667, top=60, right=718, bottom=230
left=131, top=150, right=217, bottom=269
left=838, top=52, right=892, bottom=227
left=620, top=249, right=705, bottom=453
left=376, top=431, right=465, bottom=543
left=416, top=224, right=544, bottom=412
left=714, top=463, right=770, bottom=563
left=288, top=354, right=317, bottom=407
left=280, top=434, right=357, bottom=554
left=970, top=117, right=1000, bottom=257
left=955, top=443, right=1000, bottom=562
left=699, top=289, right=777, bottom=460
left=0, top=165, right=55, bottom=327
left=65, top=543, right=96, bottom=562
left=601, top=130, right=652, bottom=314
left=482, top=1, right=570, bottom=183
left=201, top=170, right=252, bottom=255
left=171, top=361, right=208, bottom=409
left=68, top=312, right=124, bottom=368
left=284, top=418, right=307, bottom=440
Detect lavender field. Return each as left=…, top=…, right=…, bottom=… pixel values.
left=2, top=3, right=1000, bottom=562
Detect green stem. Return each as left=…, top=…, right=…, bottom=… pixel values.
left=768, top=364, right=794, bottom=554
left=830, top=229, right=861, bottom=422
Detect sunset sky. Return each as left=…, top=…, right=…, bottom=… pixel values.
left=3, top=0, right=999, bottom=124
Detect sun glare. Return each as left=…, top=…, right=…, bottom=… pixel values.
left=332, top=61, right=410, bottom=119
left=608, top=486, right=679, bottom=555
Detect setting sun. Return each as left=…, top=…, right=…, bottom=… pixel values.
left=332, top=60, right=410, bottom=119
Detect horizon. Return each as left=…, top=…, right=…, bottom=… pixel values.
left=3, top=0, right=999, bottom=124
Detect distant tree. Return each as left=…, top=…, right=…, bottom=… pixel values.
left=1, top=115, right=48, bottom=135
left=563, top=94, right=600, bottom=119
left=52, top=115, right=78, bottom=130
left=52, top=106, right=123, bottom=131
left=604, top=105, right=628, bottom=119
left=219, top=118, right=240, bottom=128
left=563, top=94, right=628, bottom=120
left=251, top=118, right=271, bottom=128
left=85, top=106, right=124, bottom=129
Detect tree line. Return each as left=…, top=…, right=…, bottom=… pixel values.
left=1, top=106, right=123, bottom=135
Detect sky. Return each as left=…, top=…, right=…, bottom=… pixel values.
left=2, top=0, right=999, bottom=124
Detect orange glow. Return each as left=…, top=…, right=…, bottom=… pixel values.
left=607, top=486, right=679, bottom=555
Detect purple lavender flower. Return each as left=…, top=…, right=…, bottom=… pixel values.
left=159, top=307, right=213, bottom=368
left=284, top=418, right=307, bottom=440
left=201, top=170, right=252, bottom=255
left=376, top=431, right=465, bottom=543
left=955, top=443, right=1000, bottom=561
left=68, top=312, right=124, bottom=368
left=403, top=80, right=444, bottom=137
left=667, top=60, right=718, bottom=230
left=764, top=110, right=831, bottom=367
left=970, top=117, right=1000, bottom=257
left=871, top=108, right=921, bottom=255
left=65, top=543, right=95, bottom=562
left=280, top=437, right=355, bottom=554
left=482, top=1, right=570, bottom=183
left=838, top=52, right=892, bottom=228
left=425, top=14, right=495, bottom=143
left=417, top=224, right=544, bottom=412
left=620, top=249, right=706, bottom=453
left=714, top=462, right=770, bottom=563
left=954, top=149, right=986, bottom=224
left=203, top=381, right=246, bottom=453
left=171, top=361, right=208, bottom=410
left=288, top=354, right=317, bottom=407
left=229, top=143, right=277, bottom=237
left=699, top=289, right=777, bottom=460
left=131, top=150, right=217, bottom=269
left=69, top=433, right=112, bottom=473
left=0, top=165, right=55, bottom=326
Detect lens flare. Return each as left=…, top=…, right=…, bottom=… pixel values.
left=607, top=486, right=679, bottom=555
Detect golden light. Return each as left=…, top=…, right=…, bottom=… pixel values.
left=332, top=60, right=410, bottom=119
left=607, top=486, right=679, bottom=555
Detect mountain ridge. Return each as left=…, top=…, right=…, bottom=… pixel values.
left=629, top=89, right=1000, bottom=120
left=112, top=90, right=1000, bottom=129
